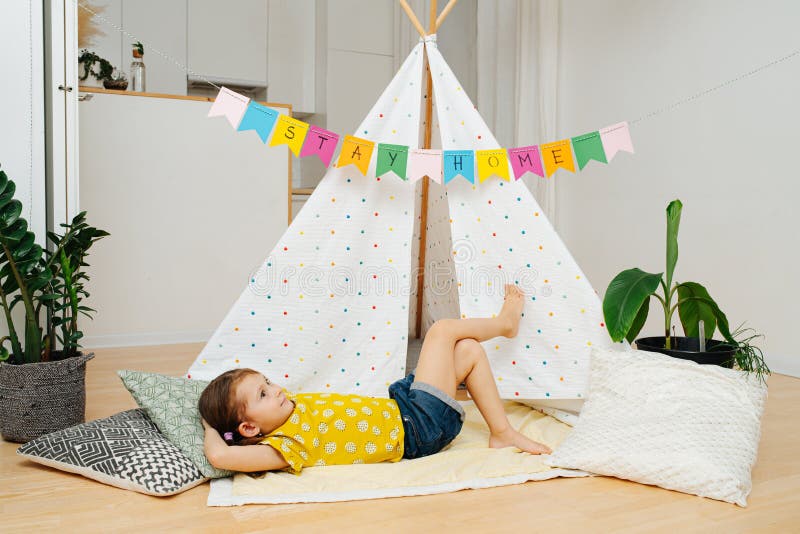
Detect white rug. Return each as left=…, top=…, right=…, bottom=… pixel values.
left=207, top=401, right=589, bottom=506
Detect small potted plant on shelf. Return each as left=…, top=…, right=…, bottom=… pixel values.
left=78, top=49, right=128, bottom=90
left=602, top=199, right=769, bottom=382
left=0, top=168, right=110, bottom=442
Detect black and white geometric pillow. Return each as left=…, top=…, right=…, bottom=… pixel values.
left=17, top=409, right=207, bottom=496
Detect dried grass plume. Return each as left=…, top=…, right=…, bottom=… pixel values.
left=78, top=1, right=106, bottom=49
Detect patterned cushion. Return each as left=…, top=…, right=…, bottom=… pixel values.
left=544, top=348, right=767, bottom=506
left=16, top=409, right=206, bottom=496
left=118, top=370, right=231, bottom=478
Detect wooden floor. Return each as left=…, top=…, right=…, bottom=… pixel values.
left=2, top=343, right=799, bottom=532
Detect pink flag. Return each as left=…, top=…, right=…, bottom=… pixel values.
left=507, top=145, right=544, bottom=180
left=408, top=149, right=443, bottom=183
left=299, top=126, right=340, bottom=167
left=599, top=122, right=634, bottom=161
left=207, top=87, right=250, bottom=128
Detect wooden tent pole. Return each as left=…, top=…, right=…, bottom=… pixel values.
left=398, top=0, right=427, bottom=38
left=414, top=0, right=438, bottom=339
left=435, top=0, right=458, bottom=31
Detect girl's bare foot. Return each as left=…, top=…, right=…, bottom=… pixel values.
left=498, top=284, right=524, bottom=338
left=489, top=427, right=552, bottom=455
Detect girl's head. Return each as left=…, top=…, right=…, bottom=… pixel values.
left=198, top=368, right=294, bottom=445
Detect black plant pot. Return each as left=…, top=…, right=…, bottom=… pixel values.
left=635, top=337, right=735, bottom=368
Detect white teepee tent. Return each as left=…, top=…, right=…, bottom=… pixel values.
left=187, top=33, right=623, bottom=403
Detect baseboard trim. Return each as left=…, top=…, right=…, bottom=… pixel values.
left=84, top=330, right=213, bottom=349
left=766, top=352, right=799, bottom=379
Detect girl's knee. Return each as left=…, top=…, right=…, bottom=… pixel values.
left=454, top=339, right=484, bottom=361
left=427, top=318, right=458, bottom=339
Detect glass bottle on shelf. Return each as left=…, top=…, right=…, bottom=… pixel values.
left=130, top=41, right=146, bottom=92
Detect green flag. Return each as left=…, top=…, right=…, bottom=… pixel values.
left=376, top=143, right=409, bottom=180
left=571, top=131, right=607, bottom=170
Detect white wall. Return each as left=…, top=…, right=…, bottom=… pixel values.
left=556, top=1, right=800, bottom=376
left=0, top=0, right=47, bottom=349
left=0, top=0, right=46, bottom=241
left=79, top=93, right=289, bottom=348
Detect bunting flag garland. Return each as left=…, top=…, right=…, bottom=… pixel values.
left=376, top=144, right=409, bottom=180
left=476, top=149, right=511, bottom=182
left=540, top=140, right=576, bottom=176
left=408, top=149, right=443, bottom=183
left=236, top=101, right=279, bottom=143
left=337, top=135, right=375, bottom=175
left=207, top=86, right=634, bottom=187
left=507, top=145, right=544, bottom=180
left=299, top=126, right=339, bottom=167
left=443, top=150, right=475, bottom=184
left=207, top=87, right=250, bottom=128
left=270, top=115, right=310, bottom=156
left=571, top=131, right=608, bottom=170
left=599, top=122, right=635, bottom=161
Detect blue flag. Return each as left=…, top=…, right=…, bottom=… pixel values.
left=443, top=150, right=475, bottom=184
left=237, top=102, right=279, bottom=143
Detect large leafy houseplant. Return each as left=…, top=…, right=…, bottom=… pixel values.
left=602, top=199, right=769, bottom=381
left=0, top=168, right=108, bottom=363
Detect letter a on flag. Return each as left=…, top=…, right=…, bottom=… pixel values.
left=337, top=135, right=375, bottom=175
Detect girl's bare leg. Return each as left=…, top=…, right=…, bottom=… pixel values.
left=414, top=285, right=551, bottom=454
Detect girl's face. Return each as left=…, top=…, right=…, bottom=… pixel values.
left=236, top=373, right=294, bottom=437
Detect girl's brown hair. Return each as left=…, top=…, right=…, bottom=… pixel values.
left=198, top=368, right=265, bottom=446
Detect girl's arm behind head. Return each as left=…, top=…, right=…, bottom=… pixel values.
left=202, top=418, right=289, bottom=472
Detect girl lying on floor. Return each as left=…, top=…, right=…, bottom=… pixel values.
left=199, top=285, right=550, bottom=473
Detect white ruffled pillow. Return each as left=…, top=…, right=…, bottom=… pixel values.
left=545, top=347, right=767, bottom=506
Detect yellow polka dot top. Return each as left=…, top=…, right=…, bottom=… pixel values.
left=260, top=392, right=405, bottom=474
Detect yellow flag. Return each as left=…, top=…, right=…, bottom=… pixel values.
left=337, top=135, right=375, bottom=176
left=476, top=149, right=511, bottom=183
left=269, top=115, right=309, bottom=156
left=540, top=140, right=575, bottom=176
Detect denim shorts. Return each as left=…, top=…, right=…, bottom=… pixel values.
left=388, top=372, right=465, bottom=460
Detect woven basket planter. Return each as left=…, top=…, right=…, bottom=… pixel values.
left=0, top=352, right=94, bottom=443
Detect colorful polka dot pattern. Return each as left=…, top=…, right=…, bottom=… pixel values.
left=186, top=43, right=426, bottom=397
left=426, top=40, right=621, bottom=400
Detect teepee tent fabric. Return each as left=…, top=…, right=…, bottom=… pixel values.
left=186, top=42, right=426, bottom=396
left=188, top=38, right=622, bottom=401
left=424, top=37, right=621, bottom=400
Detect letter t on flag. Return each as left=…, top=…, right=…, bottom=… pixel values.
left=208, top=87, right=250, bottom=128
left=299, top=126, right=339, bottom=167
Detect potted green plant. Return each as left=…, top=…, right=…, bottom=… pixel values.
left=602, top=199, right=769, bottom=382
left=0, top=169, right=109, bottom=442
left=78, top=49, right=128, bottom=90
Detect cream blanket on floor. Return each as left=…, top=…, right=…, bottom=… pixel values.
left=208, top=401, right=588, bottom=506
